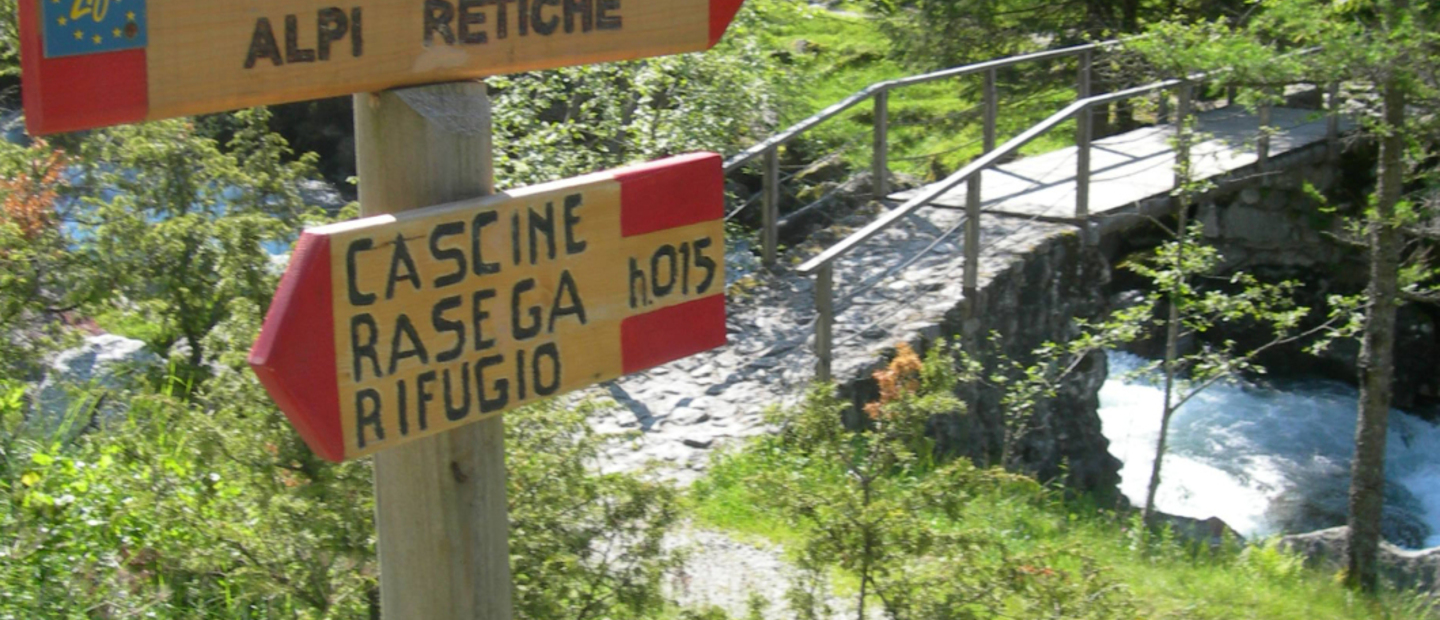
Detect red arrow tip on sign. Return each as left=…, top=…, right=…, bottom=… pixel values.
left=710, top=0, right=747, bottom=47
left=248, top=233, right=346, bottom=462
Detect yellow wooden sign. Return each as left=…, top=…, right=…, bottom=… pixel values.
left=250, top=153, right=726, bottom=461
left=21, top=0, right=749, bottom=134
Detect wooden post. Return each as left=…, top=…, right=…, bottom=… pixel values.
left=873, top=89, right=889, bottom=201
left=354, top=82, right=514, bottom=620
left=762, top=146, right=779, bottom=267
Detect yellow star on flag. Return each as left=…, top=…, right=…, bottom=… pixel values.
left=73, top=29, right=83, bottom=40
left=93, top=35, right=102, bottom=44
left=57, top=17, right=67, bottom=26
left=126, top=11, right=135, bottom=20
left=113, top=28, right=121, bottom=37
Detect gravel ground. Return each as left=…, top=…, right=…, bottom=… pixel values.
left=663, top=524, right=854, bottom=620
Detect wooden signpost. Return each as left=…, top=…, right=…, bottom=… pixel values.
left=249, top=151, right=727, bottom=461
left=24, top=0, right=743, bottom=616
left=19, top=0, right=747, bottom=135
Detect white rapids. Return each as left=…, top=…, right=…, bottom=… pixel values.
left=1099, top=351, right=1440, bottom=548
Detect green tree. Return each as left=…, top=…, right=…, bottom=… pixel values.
left=66, top=109, right=323, bottom=372
left=1130, top=0, right=1440, bottom=589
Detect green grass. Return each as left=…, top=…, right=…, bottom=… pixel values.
left=690, top=434, right=1435, bottom=620
left=752, top=2, right=1084, bottom=181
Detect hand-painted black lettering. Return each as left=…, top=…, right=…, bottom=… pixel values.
left=651, top=244, right=677, bottom=297
left=350, top=313, right=383, bottom=381
left=472, top=289, right=497, bottom=351
left=351, top=7, right=364, bottom=56
left=515, top=348, right=528, bottom=400
left=694, top=236, right=717, bottom=294
left=385, top=233, right=422, bottom=300
left=475, top=354, right=508, bottom=413
left=388, top=314, right=430, bottom=375
left=432, top=295, right=465, bottom=363
left=443, top=362, right=472, bottom=422
left=562, top=0, right=592, bottom=33
left=244, top=18, right=284, bottom=68
left=395, top=378, right=410, bottom=435
left=596, top=0, right=621, bottom=30
left=457, top=0, right=487, bottom=44
left=429, top=221, right=467, bottom=288
left=532, top=342, right=561, bottom=396
left=517, top=0, right=530, bottom=34
left=679, top=241, right=691, bottom=295
left=346, top=238, right=377, bottom=306
left=531, top=0, right=559, bottom=35
left=562, top=193, right=586, bottom=255
left=470, top=210, right=501, bottom=276
left=629, top=257, right=649, bottom=308
left=285, top=14, right=317, bottom=63
left=425, top=0, right=457, bottom=45
left=492, top=0, right=514, bottom=38
left=316, top=7, right=348, bottom=61
left=416, top=371, right=437, bottom=431
left=355, top=388, right=384, bottom=448
left=511, top=278, right=542, bottom=340
left=510, top=211, right=522, bottom=266
left=549, top=270, right=587, bottom=331
left=528, top=202, right=556, bottom=264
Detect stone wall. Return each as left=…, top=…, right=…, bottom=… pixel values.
left=835, top=229, right=1122, bottom=499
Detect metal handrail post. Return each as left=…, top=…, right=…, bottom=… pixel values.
left=873, top=89, right=890, bottom=200
left=1175, top=83, right=1193, bottom=193
left=984, top=68, right=998, bottom=152
left=762, top=147, right=779, bottom=267
left=1327, top=81, right=1341, bottom=161
left=1075, top=50, right=1093, bottom=223
left=814, top=264, right=834, bottom=382
left=965, top=70, right=997, bottom=296
left=1258, top=88, right=1273, bottom=181
left=1076, top=101, right=1092, bottom=222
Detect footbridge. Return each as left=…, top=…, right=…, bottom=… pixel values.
left=592, top=42, right=1351, bottom=483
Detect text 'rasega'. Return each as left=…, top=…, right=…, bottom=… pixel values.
left=249, top=153, right=727, bottom=461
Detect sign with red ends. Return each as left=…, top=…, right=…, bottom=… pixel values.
left=20, top=0, right=749, bottom=134
left=249, top=152, right=727, bottom=461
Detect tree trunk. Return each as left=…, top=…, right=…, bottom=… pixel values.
left=1143, top=206, right=1187, bottom=527
left=1143, top=91, right=1192, bottom=527
left=1346, top=77, right=1404, bottom=593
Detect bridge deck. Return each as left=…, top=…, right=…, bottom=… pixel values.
left=592, top=105, right=1342, bottom=482
left=892, top=107, right=1337, bottom=221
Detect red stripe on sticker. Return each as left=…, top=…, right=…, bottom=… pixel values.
left=621, top=295, right=727, bottom=375
left=248, top=233, right=345, bottom=462
left=709, top=0, right=747, bottom=47
left=616, top=152, right=724, bottom=238
left=21, top=0, right=147, bottom=136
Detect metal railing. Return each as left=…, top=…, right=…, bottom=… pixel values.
left=722, top=41, right=1126, bottom=267
left=763, top=58, right=1342, bottom=381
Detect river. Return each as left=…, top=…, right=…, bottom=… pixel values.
left=1100, top=350, right=1440, bottom=549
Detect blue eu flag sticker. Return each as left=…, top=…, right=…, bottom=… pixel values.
left=43, top=0, right=147, bottom=58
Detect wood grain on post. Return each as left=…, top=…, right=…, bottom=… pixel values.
left=355, top=82, right=513, bottom=620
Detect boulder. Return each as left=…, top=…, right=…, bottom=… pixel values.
left=1280, top=526, right=1440, bottom=595
left=33, top=334, right=160, bottom=433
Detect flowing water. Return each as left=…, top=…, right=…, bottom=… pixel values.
left=1100, top=351, right=1440, bottom=549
